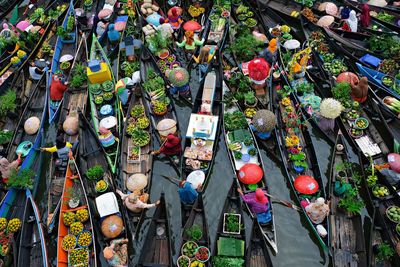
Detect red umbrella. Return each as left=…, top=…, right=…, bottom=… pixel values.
left=183, top=20, right=201, bottom=32
left=294, top=175, right=319, bottom=194
left=238, top=163, right=263, bottom=185
left=248, top=58, right=270, bottom=82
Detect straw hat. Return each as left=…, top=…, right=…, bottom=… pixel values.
left=168, top=67, right=189, bottom=87
left=24, top=117, right=40, bottom=135
left=367, top=0, right=388, bottom=7
left=156, top=119, right=177, bottom=137
left=252, top=109, right=277, bottom=133
left=63, top=116, right=79, bottom=136
left=126, top=173, right=148, bottom=191
left=317, top=16, right=335, bottom=27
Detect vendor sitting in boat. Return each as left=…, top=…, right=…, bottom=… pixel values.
left=165, top=7, right=183, bottom=30
left=152, top=133, right=181, bottom=162
left=98, top=127, right=118, bottom=148
left=41, top=135, right=73, bottom=159
left=116, top=189, right=160, bottom=213
left=103, top=238, right=129, bottom=267
left=107, top=23, right=121, bottom=46
left=50, top=71, right=68, bottom=102
left=0, top=154, right=22, bottom=184
left=192, top=46, right=217, bottom=82
left=259, top=38, right=278, bottom=65
left=237, top=187, right=271, bottom=224
left=176, top=30, right=204, bottom=52
left=28, top=59, right=47, bottom=81
left=178, top=180, right=202, bottom=205
left=304, top=197, right=330, bottom=224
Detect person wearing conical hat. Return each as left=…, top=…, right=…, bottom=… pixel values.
left=103, top=238, right=129, bottom=267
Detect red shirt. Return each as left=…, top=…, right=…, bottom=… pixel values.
left=50, top=80, right=67, bottom=101
left=159, top=134, right=181, bottom=155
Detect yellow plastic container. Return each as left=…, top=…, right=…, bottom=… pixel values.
left=87, top=62, right=111, bottom=84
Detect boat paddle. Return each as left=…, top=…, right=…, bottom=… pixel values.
left=159, top=174, right=180, bottom=186
left=264, top=193, right=301, bottom=211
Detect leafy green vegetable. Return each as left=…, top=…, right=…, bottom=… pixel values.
left=376, top=241, right=395, bottom=262
left=7, top=169, right=34, bottom=189
left=0, top=90, right=17, bottom=116
left=85, top=165, right=104, bottom=181
left=332, top=82, right=351, bottom=102
left=224, top=111, right=248, bottom=131
left=212, top=256, right=245, bottom=267
left=228, top=29, right=263, bottom=62
left=0, top=130, right=13, bottom=145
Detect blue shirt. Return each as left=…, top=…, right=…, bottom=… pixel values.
left=250, top=124, right=271, bottom=140
left=178, top=182, right=198, bottom=205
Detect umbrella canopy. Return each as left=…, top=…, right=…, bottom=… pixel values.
left=63, top=116, right=79, bottom=136
left=283, top=39, right=300, bottom=50
left=168, top=67, right=189, bottom=87
left=126, top=173, right=148, bottom=191
left=16, top=20, right=30, bottom=31
left=24, top=116, right=40, bottom=135
left=317, top=15, right=335, bottom=27
left=238, top=163, right=263, bottom=185
left=248, top=58, right=270, bottom=82
left=252, top=109, right=277, bottom=133
left=183, top=20, right=201, bottom=31
left=98, top=9, right=113, bottom=20
left=156, top=119, right=177, bottom=137
left=294, top=175, right=319, bottom=194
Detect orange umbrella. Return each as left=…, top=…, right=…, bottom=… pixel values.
left=294, top=175, right=319, bottom=194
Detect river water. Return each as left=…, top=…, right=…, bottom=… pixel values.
left=33, top=63, right=373, bottom=267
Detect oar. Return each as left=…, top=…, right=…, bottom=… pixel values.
left=265, top=193, right=301, bottom=211
left=159, top=174, right=180, bottom=186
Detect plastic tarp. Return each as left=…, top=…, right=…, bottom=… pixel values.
left=359, top=54, right=381, bottom=68
left=217, top=237, right=244, bottom=257
left=95, top=192, right=120, bottom=217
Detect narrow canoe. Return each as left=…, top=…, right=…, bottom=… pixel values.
left=17, top=189, right=49, bottom=267
left=138, top=193, right=173, bottom=267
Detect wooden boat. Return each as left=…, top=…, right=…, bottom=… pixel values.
left=222, top=81, right=277, bottom=253
left=139, top=46, right=182, bottom=174
left=78, top=111, right=130, bottom=257
left=179, top=194, right=211, bottom=267
left=246, top=219, right=273, bottom=267
left=181, top=62, right=222, bottom=192
left=0, top=0, right=24, bottom=20
left=118, top=92, right=154, bottom=238
left=327, top=131, right=367, bottom=266
left=345, top=0, right=400, bottom=32
left=256, top=0, right=303, bottom=26
left=212, top=181, right=246, bottom=266
left=270, top=74, right=329, bottom=253
left=46, top=33, right=88, bottom=231
left=0, top=0, right=72, bottom=90
left=6, top=72, right=47, bottom=184
left=357, top=63, right=400, bottom=100
left=0, top=189, right=27, bottom=266
left=138, top=193, right=173, bottom=267
left=88, top=34, right=121, bottom=173
left=47, top=0, right=78, bottom=124
left=17, top=189, right=49, bottom=267
left=56, top=155, right=97, bottom=267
